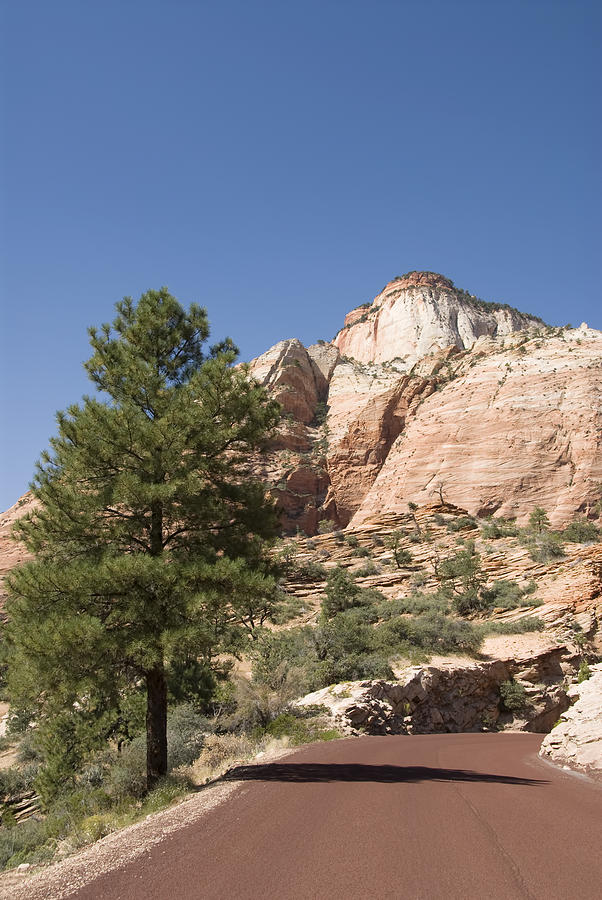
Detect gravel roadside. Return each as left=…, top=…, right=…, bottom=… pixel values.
left=0, top=780, right=239, bottom=900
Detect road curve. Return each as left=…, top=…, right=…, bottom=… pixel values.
left=43, top=734, right=602, bottom=898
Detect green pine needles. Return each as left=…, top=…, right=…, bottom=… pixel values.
left=6, top=288, right=281, bottom=797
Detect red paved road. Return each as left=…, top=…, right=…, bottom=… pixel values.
left=73, top=734, right=601, bottom=900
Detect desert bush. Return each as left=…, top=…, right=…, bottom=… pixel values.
left=563, top=519, right=599, bottom=543
left=166, top=705, right=209, bottom=770
left=270, top=593, right=307, bottom=625
left=345, top=535, right=359, bottom=548
left=0, top=762, right=39, bottom=799
left=378, top=592, right=446, bottom=618
left=195, top=733, right=254, bottom=771
left=295, top=561, right=327, bottom=580
left=577, top=661, right=591, bottom=683
left=105, top=737, right=147, bottom=800
left=0, top=817, right=54, bottom=870
left=481, top=617, right=543, bottom=636
left=499, top=680, right=527, bottom=712
left=229, top=675, right=300, bottom=731
left=447, top=516, right=477, bottom=533
left=356, top=561, right=378, bottom=577
left=481, top=517, right=519, bottom=539
left=251, top=628, right=317, bottom=690
left=317, top=520, right=336, bottom=534
left=320, top=567, right=379, bottom=619
left=262, top=712, right=340, bottom=745
left=353, top=546, right=371, bottom=558
left=526, top=531, right=565, bottom=563
left=480, top=579, right=538, bottom=610
left=314, top=651, right=394, bottom=686
left=376, top=611, right=482, bottom=655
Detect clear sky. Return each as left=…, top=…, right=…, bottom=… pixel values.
left=1, top=0, right=601, bottom=511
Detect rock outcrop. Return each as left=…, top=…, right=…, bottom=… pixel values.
left=334, top=271, right=542, bottom=367
left=539, top=663, right=602, bottom=777
left=296, top=647, right=578, bottom=736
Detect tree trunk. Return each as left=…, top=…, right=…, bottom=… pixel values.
left=146, top=662, right=168, bottom=790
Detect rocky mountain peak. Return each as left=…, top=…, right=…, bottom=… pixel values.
left=335, top=272, right=543, bottom=367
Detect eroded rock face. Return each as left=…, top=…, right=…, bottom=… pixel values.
left=539, top=663, right=602, bottom=777
left=334, top=272, right=541, bottom=367
left=323, top=350, right=453, bottom=524
left=351, top=327, right=602, bottom=528
left=296, top=647, right=577, bottom=736
left=243, top=276, right=602, bottom=534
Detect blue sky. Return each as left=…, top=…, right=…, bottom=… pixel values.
left=1, top=0, right=601, bottom=510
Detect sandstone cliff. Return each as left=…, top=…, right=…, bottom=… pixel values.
left=334, top=271, right=542, bottom=367
left=246, top=313, right=602, bottom=531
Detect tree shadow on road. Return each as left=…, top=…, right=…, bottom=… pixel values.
left=224, top=763, right=548, bottom=786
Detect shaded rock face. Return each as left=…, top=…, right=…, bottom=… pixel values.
left=539, top=663, right=602, bottom=777
left=334, top=273, right=541, bottom=367
left=296, top=647, right=577, bottom=736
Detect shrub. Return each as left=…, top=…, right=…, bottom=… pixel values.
left=410, top=571, right=429, bottom=588
left=481, top=517, right=518, bottom=539
left=251, top=628, right=316, bottom=690
left=384, top=531, right=413, bottom=568
left=353, top=546, right=371, bottom=558
left=527, top=532, right=565, bottom=563
left=195, top=733, right=254, bottom=771
left=376, top=611, right=482, bottom=655
left=378, top=593, right=446, bottom=618
left=356, top=561, right=378, bottom=577
left=447, top=516, right=477, bottom=533
left=314, top=652, right=394, bottom=686
left=499, top=680, right=527, bottom=712
left=317, top=520, right=336, bottom=534
left=563, top=519, right=600, bottom=543
left=321, top=567, right=372, bottom=618
left=480, top=579, right=537, bottom=611
left=166, top=705, right=209, bottom=770
left=263, top=712, right=340, bottom=745
left=0, top=817, right=54, bottom=871
left=481, top=617, right=543, bottom=636
left=577, top=661, right=591, bottom=683
left=295, top=561, right=327, bottom=580
left=105, top=738, right=147, bottom=800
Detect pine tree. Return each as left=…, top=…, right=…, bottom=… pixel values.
left=529, top=507, right=550, bottom=534
left=6, top=288, right=281, bottom=793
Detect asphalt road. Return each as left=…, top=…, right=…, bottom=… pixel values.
left=73, top=733, right=601, bottom=900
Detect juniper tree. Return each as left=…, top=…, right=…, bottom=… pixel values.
left=6, top=289, right=280, bottom=794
